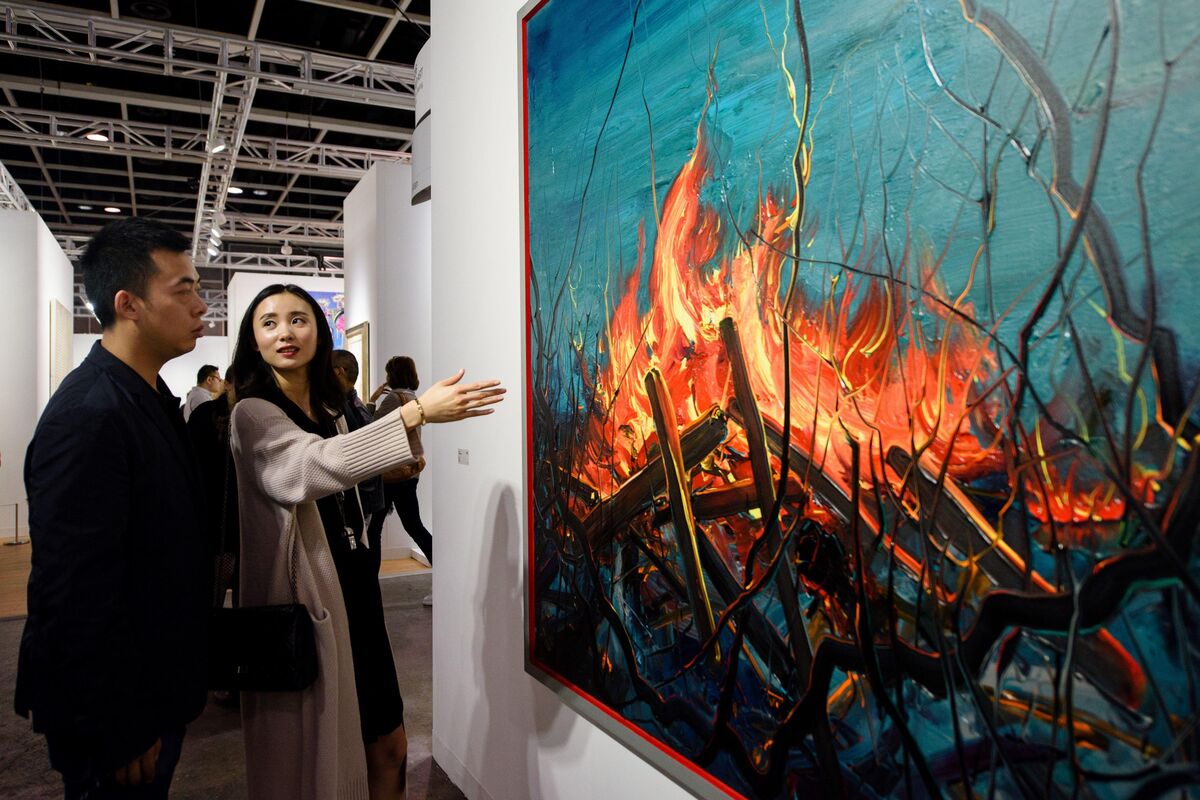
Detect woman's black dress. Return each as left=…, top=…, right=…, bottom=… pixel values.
left=274, top=392, right=405, bottom=743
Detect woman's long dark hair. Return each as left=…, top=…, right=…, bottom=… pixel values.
left=231, top=284, right=344, bottom=426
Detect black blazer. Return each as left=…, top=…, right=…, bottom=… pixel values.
left=15, top=341, right=210, bottom=770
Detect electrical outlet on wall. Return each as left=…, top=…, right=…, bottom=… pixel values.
left=457, top=448, right=469, bottom=465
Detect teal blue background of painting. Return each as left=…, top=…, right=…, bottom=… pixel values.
left=526, top=0, right=1200, bottom=414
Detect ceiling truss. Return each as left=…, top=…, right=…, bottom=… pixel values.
left=1, top=0, right=423, bottom=325
left=0, top=105, right=408, bottom=179
left=1, top=2, right=417, bottom=107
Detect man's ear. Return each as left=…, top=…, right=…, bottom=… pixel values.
left=112, top=289, right=141, bottom=323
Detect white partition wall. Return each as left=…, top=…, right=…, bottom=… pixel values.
left=429, top=4, right=689, bottom=798
left=72, top=333, right=231, bottom=402
left=344, top=161, right=434, bottom=560
left=0, top=209, right=74, bottom=538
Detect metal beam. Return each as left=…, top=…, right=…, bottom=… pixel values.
left=26, top=188, right=340, bottom=214
left=2, top=87, right=71, bottom=223
left=0, top=2, right=417, bottom=108
left=0, top=106, right=409, bottom=179
left=192, top=72, right=259, bottom=261
left=58, top=236, right=344, bottom=274
left=6, top=163, right=354, bottom=200
left=0, top=75, right=414, bottom=140
left=297, top=0, right=429, bottom=25
left=222, top=211, right=343, bottom=247
left=268, top=130, right=326, bottom=216
left=119, top=102, right=137, bottom=215
left=0, top=159, right=31, bottom=209
left=0, top=158, right=194, bottom=182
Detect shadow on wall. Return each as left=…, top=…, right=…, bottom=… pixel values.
left=472, top=483, right=579, bottom=800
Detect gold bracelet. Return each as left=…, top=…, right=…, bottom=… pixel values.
left=413, top=397, right=426, bottom=426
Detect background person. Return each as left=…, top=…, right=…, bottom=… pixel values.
left=332, top=349, right=387, bottom=529
left=186, top=367, right=239, bottom=604
left=229, top=284, right=504, bottom=800
left=183, top=363, right=222, bottom=421
left=368, top=357, right=432, bottom=602
left=15, top=216, right=210, bottom=799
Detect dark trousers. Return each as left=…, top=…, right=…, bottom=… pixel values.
left=47, top=724, right=185, bottom=800
left=365, top=477, right=432, bottom=575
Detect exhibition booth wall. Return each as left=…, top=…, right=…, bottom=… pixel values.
left=344, top=162, right=435, bottom=559
left=0, top=209, right=74, bottom=537
left=71, top=333, right=231, bottom=405
left=428, top=4, right=687, bottom=798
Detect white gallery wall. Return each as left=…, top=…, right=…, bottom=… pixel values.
left=0, top=209, right=74, bottom=537
left=344, top=162, right=434, bottom=559
left=71, top=333, right=231, bottom=402
left=429, top=3, right=689, bottom=798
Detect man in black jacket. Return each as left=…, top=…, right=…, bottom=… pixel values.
left=16, top=217, right=210, bottom=798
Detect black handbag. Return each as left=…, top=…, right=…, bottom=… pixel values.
left=208, top=602, right=317, bottom=691
left=208, top=437, right=318, bottom=692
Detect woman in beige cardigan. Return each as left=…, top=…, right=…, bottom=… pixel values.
left=229, top=284, right=504, bottom=800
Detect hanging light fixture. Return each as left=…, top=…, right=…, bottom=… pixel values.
left=209, top=137, right=228, bottom=154
left=280, top=241, right=293, bottom=256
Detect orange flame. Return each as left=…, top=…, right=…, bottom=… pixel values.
left=577, top=125, right=1002, bottom=508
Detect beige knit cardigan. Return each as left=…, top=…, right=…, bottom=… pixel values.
left=231, top=397, right=415, bottom=800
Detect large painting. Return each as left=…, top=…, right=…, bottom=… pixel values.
left=522, top=0, right=1200, bottom=798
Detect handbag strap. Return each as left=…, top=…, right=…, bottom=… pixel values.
left=286, top=508, right=302, bottom=604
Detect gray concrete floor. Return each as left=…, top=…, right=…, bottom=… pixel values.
left=0, top=573, right=464, bottom=799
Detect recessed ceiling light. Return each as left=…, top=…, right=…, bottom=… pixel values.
left=78, top=204, right=93, bottom=211
left=227, top=186, right=244, bottom=195
left=85, top=132, right=109, bottom=142
left=103, top=206, right=121, bottom=213
left=252, top=189, right=268, bottom=196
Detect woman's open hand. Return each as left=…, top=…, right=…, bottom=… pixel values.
left=410, top=369, right=506, bottom=424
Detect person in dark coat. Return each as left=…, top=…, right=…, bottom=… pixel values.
left=186, top=366, right=240, bottom=606
left=15, top=216, right=211, bottom=799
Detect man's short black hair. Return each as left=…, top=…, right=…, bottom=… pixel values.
left=80, top=217, right=190, bottom=328
left=331, top=349, right=359, bottom=385
left=197, top=364, right=219, bottom=385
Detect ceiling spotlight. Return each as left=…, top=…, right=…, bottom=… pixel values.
left=209, top=226, right=222, bottom=242
left=280, top=241, right=293, bottom=256
left=103, top=206, right=121, bottom=214
left=227, top=186, right=244, bottom=195
left=78, top=204, right=93, bottom=211
left=252, top=189, right=268, bottom=196
left=85, top=132, right=109, bottom=142
left=207, top=320, right=216, bottom=328
left=213, top=210, right=226, bottom=225
left=85, top=301, right=95, bottom=313
left=206, top=244, right=220, bottom=258
left=209, top=137, right=227, bottom=154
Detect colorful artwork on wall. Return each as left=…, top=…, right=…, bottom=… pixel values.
left=309, top=290, right=346, bottom=349
left=522, top=0, right=1200, bottom=797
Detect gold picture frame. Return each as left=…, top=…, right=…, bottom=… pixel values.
left=344, top=321, right=370, bottom=401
